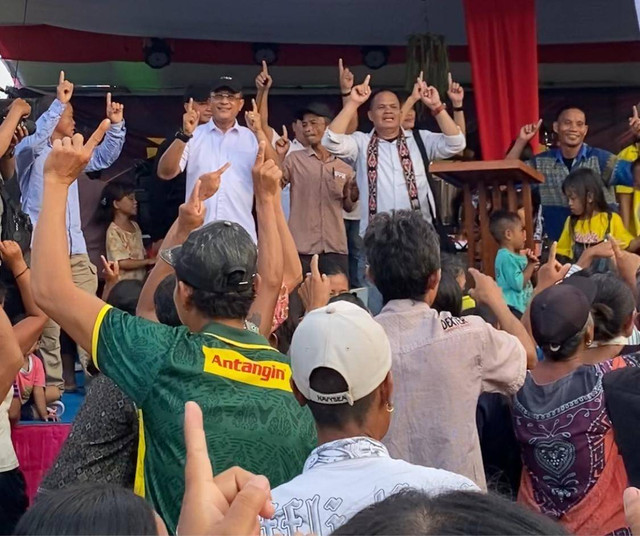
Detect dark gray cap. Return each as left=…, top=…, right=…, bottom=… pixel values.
left=160, top=221, right=257, bottom=293
left=183, top=84, right=212, bottom=103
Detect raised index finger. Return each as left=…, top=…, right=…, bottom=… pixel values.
left=448, top=72, right=452, bottom=88
left=186, top=98, right=193, bottom=112
left=59, top=70, right=65, bottom=85
left=339, top=58, right=344, bottom=73
left=183, top=402, right=215, bottom=490
left=363, top=74, right=371, bottom=88
left=634, top=106, right=639, bottom=120
left=281, top=125, right=288, bottom=140
left=310, top=254, right=320, bottom=278
left=216, top=162, right=231, bottom=175
left=85, top=119, right=111, bottom=153
left=106, top=92, right=112, bottom=108
left=254, top=140, right=266, bottom=167
left=547, top=241, right=558, bottom=265
left=262, top=60, right=268, bottom=74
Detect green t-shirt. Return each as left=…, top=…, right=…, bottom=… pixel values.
left=92, top=306, right=316, bottom=534
left=494, top=248, right=533, bottom=314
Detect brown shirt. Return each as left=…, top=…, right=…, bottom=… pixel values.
left=283, top=147, right=355, bottom=255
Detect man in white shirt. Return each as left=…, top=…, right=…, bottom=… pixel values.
left=157, top=76, right=259, bottom=242
left=264, top=301, right=477, bottom=536
left=322, top=75, right=466, bottom=237
left=364, top=210, right=537, bottom=490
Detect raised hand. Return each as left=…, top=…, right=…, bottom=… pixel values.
left=467, top=268, right=504, bottom=309
left=100, top=255, right=120, bottom=287
left=275, top=125, right=290, bottom=158
left=629, top=106, right=640, bottom=137
left=106, top=92, right=124, bottom=124
left=447, top=72, right=464, bottom=108
left=255, top=60, right=273, bottom=90
left=198, top=162, right=230, bottom=200
left=43, top=119, right=111, bottom=186
left=299, top=254, right=331, bottom=313
left=182, top=98, right=200, bottom=136
left=177, top=402, right=274, bottom=536
left=338, top=58, right=355, bottom=94
left=244, top=99, right=263, bottom=135
left=8, top=98, right=31, bottom=118
left=518, top=119, right=543, bottom=143
left=409, top=71, right=425, bottom=102
left=252, top=140, right=281, bottom=199
left=178, top=179, right=207, bottom=232
left=0, top=241, right=26, bottom=275
left=56, top=71, right=74, bottom=104
left=348, top=74, right=372, bottom=106
left=536, top=241, right=571, bottom=291
left=419, top=81, right=442, bottom=110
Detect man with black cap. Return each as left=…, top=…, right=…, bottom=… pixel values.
left=157, top=75, right=260, bottom=242
left=149, top=84, right=212, bottom=245
left=30, top=130, right=316, bottom=533
left=283, top=103, right=358, bottom=276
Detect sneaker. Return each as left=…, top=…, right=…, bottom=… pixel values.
left=47, top=400, right=65, bottom=419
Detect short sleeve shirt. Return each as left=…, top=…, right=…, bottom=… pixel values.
left=556, top=212, right=633, bottom=260
left=16, top=354, right=46, bottom=403
left=92, top=306, right=316, bottom=533
left=105, top=222, right=147, bottom=281
left=495, top=248, right=533, bottom=314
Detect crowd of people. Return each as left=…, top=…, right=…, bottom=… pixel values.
left=1, top=56, right=640, bottom=536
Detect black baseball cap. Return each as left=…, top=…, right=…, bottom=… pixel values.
left=212, top=75, right=242, bottom=94
left=296, top=102, right=334, bottom=121
left=160, top=221, right=257, bottom=294
left=530, top=275, right=597, bottom=349
left=183, top=84, right=212, bottom=103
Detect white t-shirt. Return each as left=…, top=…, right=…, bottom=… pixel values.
left=0, top=387, right=18, bottom=473
left=262, top=436, right=478, bottom=536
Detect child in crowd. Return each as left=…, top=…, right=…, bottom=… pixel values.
left=101, top=181, right=154, bottom=281
left=557, top=168, right=640, bottom=270
left=10, top=342, right=51, bottom=422
left=490, top=210, right=538, bottom=316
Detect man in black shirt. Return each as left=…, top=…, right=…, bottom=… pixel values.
left=149, top=85, right=212, bottom=246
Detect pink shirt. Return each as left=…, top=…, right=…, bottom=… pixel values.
left=375, top=299, right=527, bottom=490
left=16, top=354, right=45, bottom=403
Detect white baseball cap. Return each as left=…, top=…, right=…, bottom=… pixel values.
left=290, top=301, right=392, bottom=406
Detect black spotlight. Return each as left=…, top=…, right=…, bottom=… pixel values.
left=144, top=38, right=172, bottom=69
left=361, top=46, right=389, bottom=70
left=252, top=43, right=279, bottom=66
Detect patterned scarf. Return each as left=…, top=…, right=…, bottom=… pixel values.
left=366, top=130, right=420, bottom=219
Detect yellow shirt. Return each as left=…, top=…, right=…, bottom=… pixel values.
left=557, top=212, right=633, bottom=260
left=615, top=144, right=640, bottom=236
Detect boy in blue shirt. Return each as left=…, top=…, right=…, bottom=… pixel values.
left=490, top=211, right=539, bottom=316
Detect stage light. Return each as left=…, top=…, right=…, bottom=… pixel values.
left=362, top=46, right=389, bottom=70
left=144, top=38, right=172, bottom=69
left=252, top=43, right=279, bottom=66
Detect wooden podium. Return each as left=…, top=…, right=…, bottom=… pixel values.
left=430, top=160, right=545, bottom=276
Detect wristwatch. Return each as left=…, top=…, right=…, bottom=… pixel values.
left=174, top=130, right=193, bottom=143
left=452, top=106, right=464, bottom=112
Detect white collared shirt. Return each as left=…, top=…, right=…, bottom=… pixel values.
left=263, top=436, right=478, bottom=536
left=322, top=128, right=465, bottom=235
left=180, top=120, right=259, bottom=241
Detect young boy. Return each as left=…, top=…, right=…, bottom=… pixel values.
left=490, top=211, right=539, bottom=317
